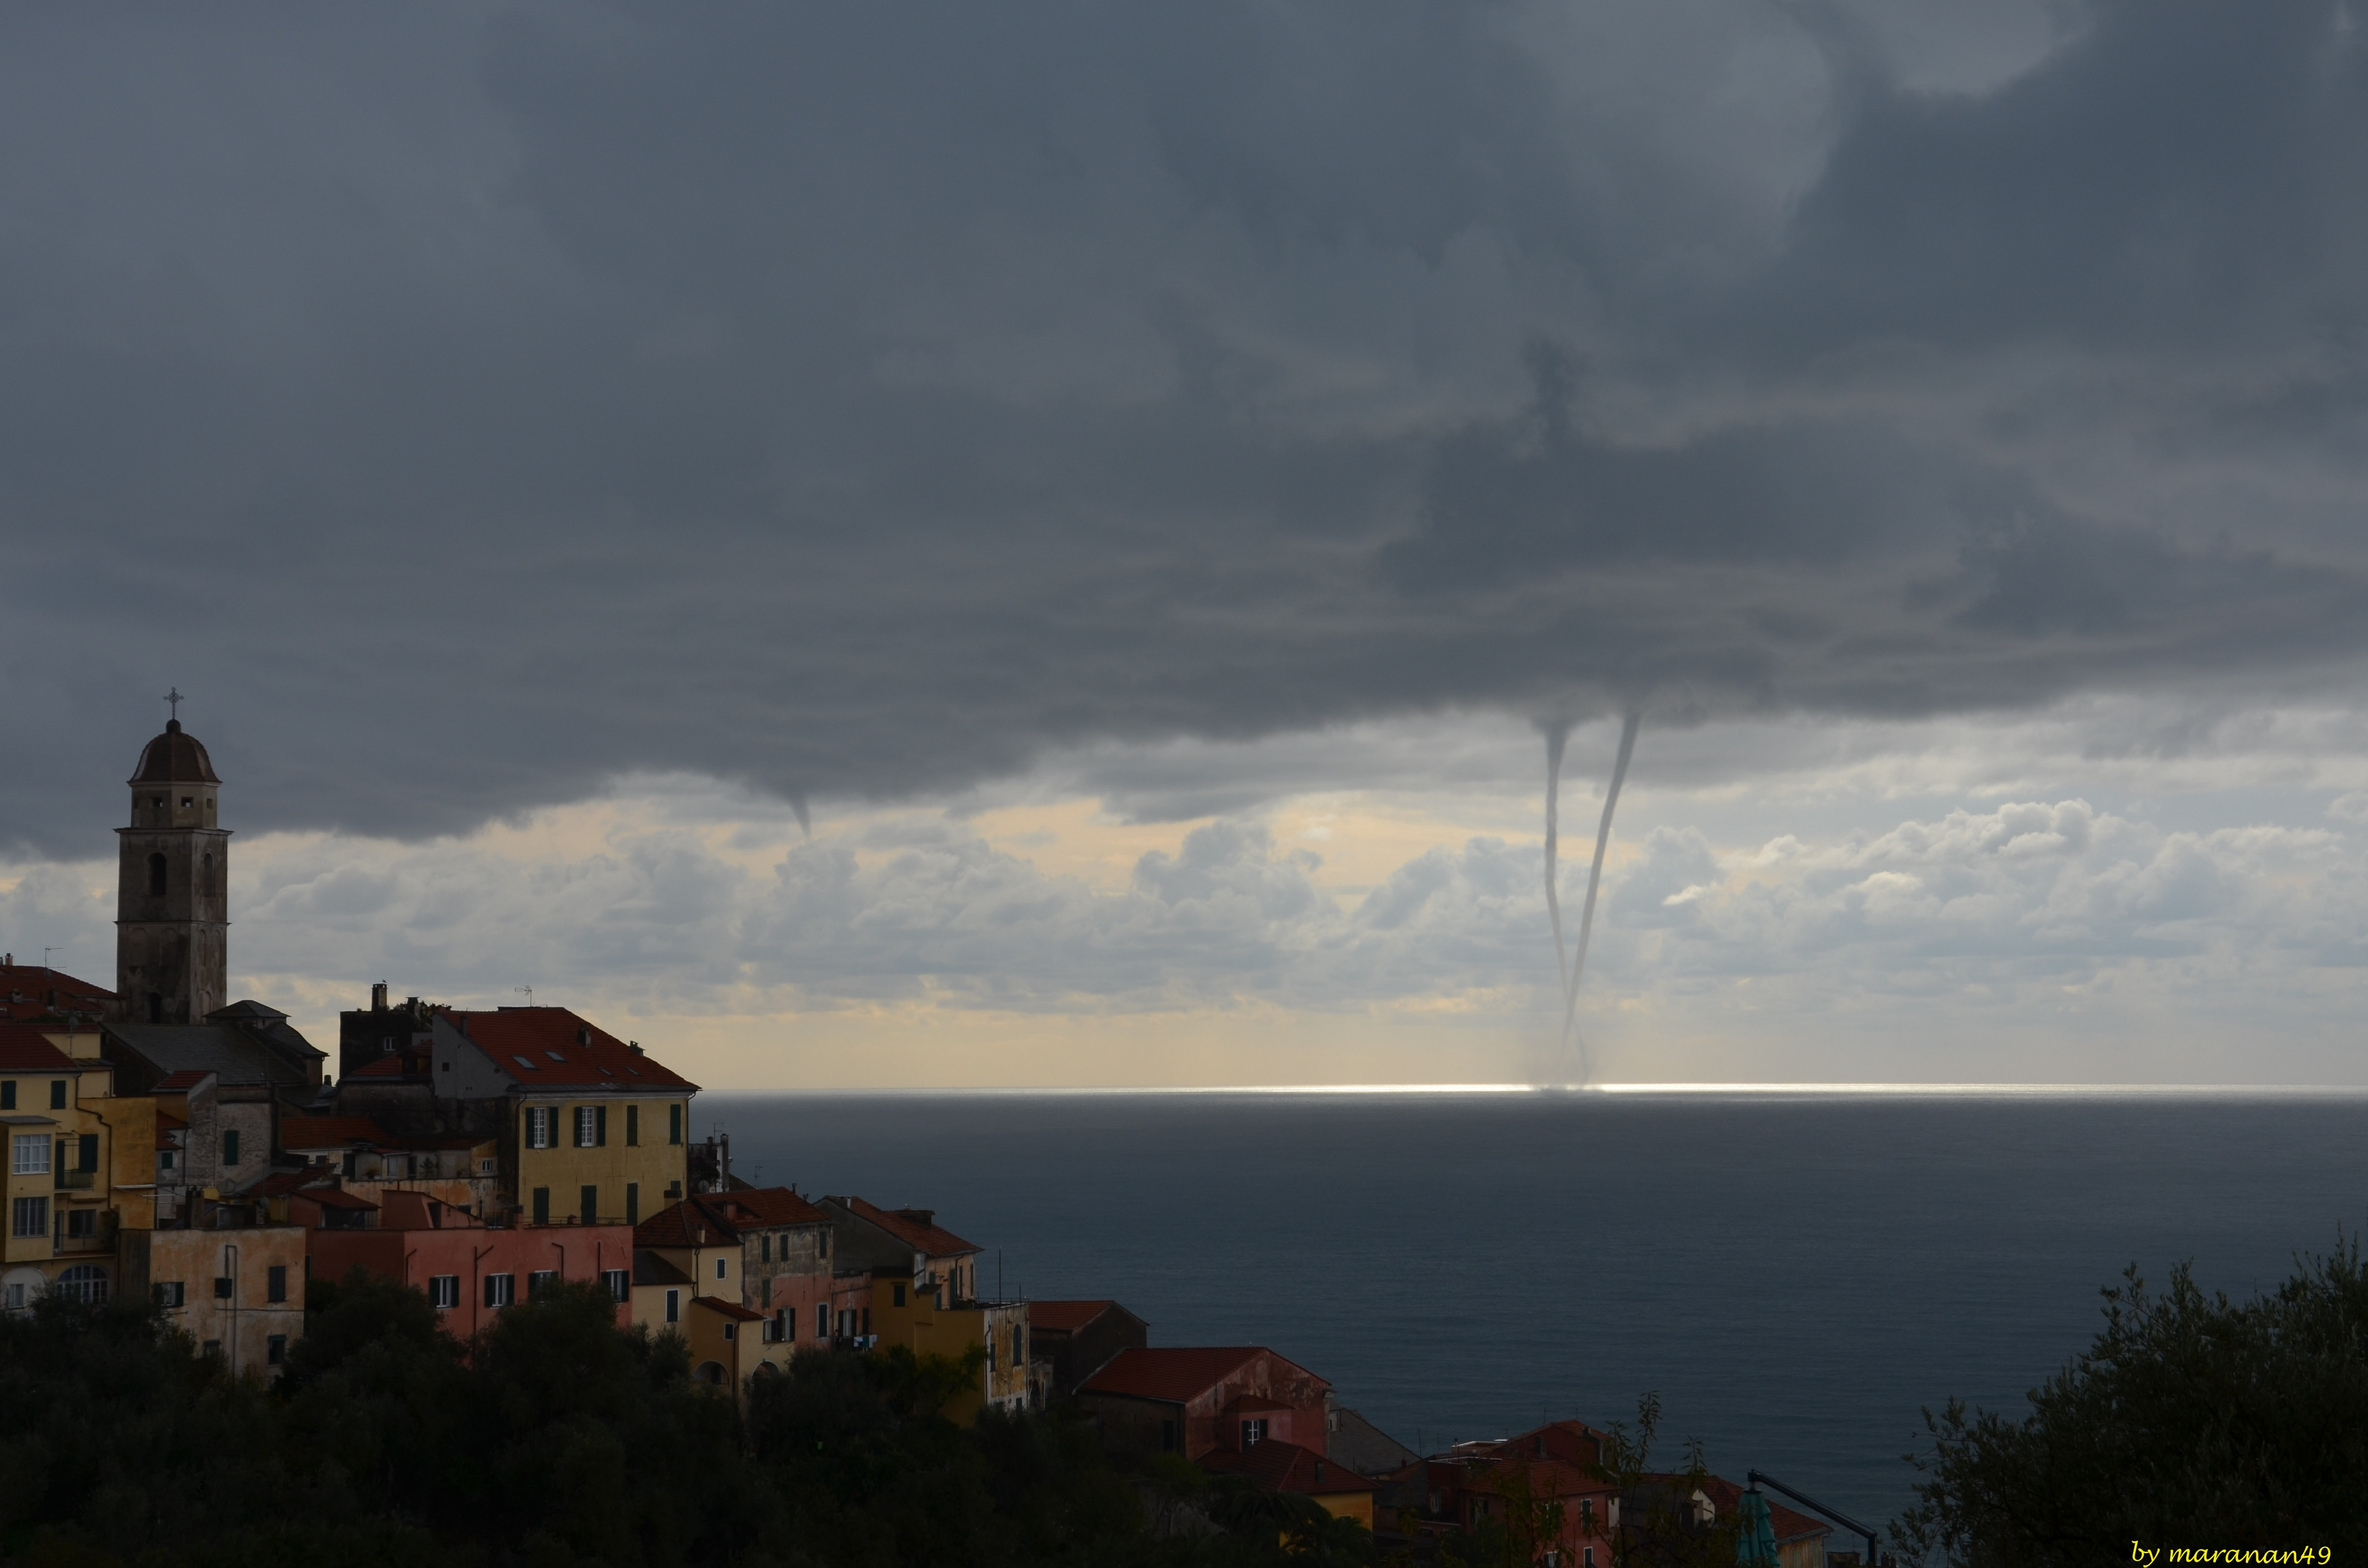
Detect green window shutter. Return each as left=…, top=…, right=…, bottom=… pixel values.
left=581, top=1185, right=598, bottom=1225
left=49, top=1080, right=65, bottom=1110
left=626, top=1183, right=639, bottom=1227
left=625, top=1105, right=638, bottom=1146
left=77, top=1134, right=97, bottom=1172
left=532, top=1187, right=550, bottom=1226
left=1, top=1082, right=14, bottom=1110
left=595, top=1105, right=607, bottom=1146
left=668, top=1104, right=682, bottom=1145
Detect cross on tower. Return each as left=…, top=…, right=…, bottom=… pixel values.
left=163, top=687, right=184, bottom=721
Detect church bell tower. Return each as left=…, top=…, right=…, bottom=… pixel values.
left=116, top=700, right=229, bottom=1025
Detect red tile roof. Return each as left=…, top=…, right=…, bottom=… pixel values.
left=0, top=1025, right=77, bottom=1073
left=635, top=1189, right=828, bottom=1250
left=280, top=1116, right=392, bottom=1150
left=1203, top=1439, right=1378, bottom=1497
left=1080, top=1347, right=1271, bottom=1403
left=346, top=1054, right=422, bottom=1079
left=0, top=963, right=114, bottom=1023
left=152, top=1069, right=215, bottom=1091
left=691, top=1295, right=764, bottom=1322
left=448, top=1008, right=696, bottom=1091
left=828, top=1194, right=979, bottom=1259
left=1029, top=1299, right=1119, bottom=1333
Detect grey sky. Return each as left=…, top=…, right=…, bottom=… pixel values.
left=4, top=0, right=2365, bottom=862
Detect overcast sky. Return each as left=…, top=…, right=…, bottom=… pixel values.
left=5, top=1, right=2368, bottom=1086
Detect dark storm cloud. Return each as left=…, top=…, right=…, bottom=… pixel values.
left=2, top=0, right=2365, bottom=856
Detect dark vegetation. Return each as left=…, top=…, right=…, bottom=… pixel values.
left=1897, top=1236, right=2368, bottom=1565
left=0, top=1270, right=1380, bottom=1568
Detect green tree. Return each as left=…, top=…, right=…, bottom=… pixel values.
left=1895, top=1239, right=2368, bottom=1566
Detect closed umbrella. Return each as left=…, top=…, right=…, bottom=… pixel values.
left=1736, top=1488, right=1780, bottom=1568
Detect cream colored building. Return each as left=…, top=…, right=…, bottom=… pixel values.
left=117, top=1223, right=307, bottom=1378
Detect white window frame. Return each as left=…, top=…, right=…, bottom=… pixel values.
left=12, top=1134, right=49, bottom=1176
left=575, top=1106, right=597, bottom=1148
left=485, top=1272, right=515, bottom=1309
left=528, top=1269, right=557, bottom=1298
left=428, top=1275, right=459, bottom=1309
left=524, top=1107, right=553, bottom=1150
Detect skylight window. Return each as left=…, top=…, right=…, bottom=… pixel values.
left=513, top=1055, right=539, bottom=1070
left=546, top=1051, right=566, bottom=1062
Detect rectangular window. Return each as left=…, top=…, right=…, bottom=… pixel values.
left=581, top=1184, right=598, bottom=1225
left=267, top=1334, right=286, bottom=1367
left=893, top=1282, right=905, bottom=1308
left=594, top=1105, right=607, bottom=1147
left=817, top=1303, right=829, bottom=1339
left=762, top=1276, right=772, bottom=1307
left=819, top=1229, right=829, bottom=1260
left=48, top=1080, right=65, bottom=1110
left=1242, top=1418, right=1267, bottom=1447
left=484, top=1273, right=514, bottom=1309
left=0, top=1081, right=13, bottom=1110
left=213, top=1276, right=234, bottom=1299
left=65, top=1209, right=94, bottom=1239
left=861, top=1307, right=870, bottom=1335
left=778, top=1307, right=794, bottom=1342
left=716, top=1256, right=727, bottom=1281
left=76, top=1134, right=97, bottom=1173
left=155, top=1281, right=185, bottom=1308
left=428, top=1275, right=459, bottom=1309
left=575, top=1106, right=596, bottom=1148
left=525, top=1106, right=553, bottom=1150
left=531, top=1187, right=550, bottom=1226
left=528, top=1269, right=557, bottom=1299
left=626, top=1182, right=639, bottom=1227
left=266, top=1265, right=287, bottom=1303
left=11, top=1197, right=46, bottom=1238
left=12, top=1135, right=49, bottom=1176
left=160, top=1150, right=175, bottom=1171
left=665, top=1288, right=680, bottom=1324
left=1161, top=1419, right=1177, bottom=1453
left=221, top=1129, right=240, bottom=1166
left=761, top=1233, right=771, bottom=1263
left=602, top=1268, right=629, bottom=1303
left=625, top=1104, right=638, bottom=1145
left=668, top=1104, right=683, bottom=1145
left=722, top=1320, right=736, bottom=1341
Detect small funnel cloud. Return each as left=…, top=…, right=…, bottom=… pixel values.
left=1540, top=720, right=1573, bottom=1009
left=1542, top=709, right=1642, bottom=1085
left=788, top=790, right=812, bottom=841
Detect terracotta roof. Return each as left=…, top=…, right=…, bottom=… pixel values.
left=296, top=1186, right=379, bottom=1212
left=1695, top=1477, right=1831, bottom=1544
left=0, top=963, right=114, bottom=1022
left=130, top=720, right=220, bottom=784
left=691, top=1295, right=764, bottom=1321
left=1030, top=1299, right=1119, bottom=1333
left=279, top=1116, right=392, bottom=1150
left=347, top=1054, right=423, bottom=1079
left=1080, top=1347, right=1271, bottom=1403
left=0, top=1025, right=77, bottom=1073
left=708, top=1188, right=829, bottom=1227
left=256, top=1170, right=338, bottom=1197
left=448, top=1008, right=696, bottom=1091
left=1204, top=1439, right=1378, bottom=1497
left=828, top=1194, right=979, bottom=1259
left=634, top=1250, right=694, bottom=1286
left=152, top=1069, right=215, bottom=1091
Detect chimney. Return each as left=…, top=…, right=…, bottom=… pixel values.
left=371, top=982, right=388, bottom=1011
left=576, top=1024, right=591, bottom=1047
left=627, top=1041, right=644, bottom=1056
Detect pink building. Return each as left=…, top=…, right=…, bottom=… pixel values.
left=308, top=1190, right=632, bottom=1340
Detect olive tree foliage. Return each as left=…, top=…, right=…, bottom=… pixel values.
left=1895, top=1238, right=2368, bottom=1567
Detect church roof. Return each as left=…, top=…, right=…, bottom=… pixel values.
left=106, top=1023, right=313, bottom=1087
left=130, top=720, right=220, bottom=785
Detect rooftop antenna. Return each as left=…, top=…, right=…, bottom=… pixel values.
left=42, top=948, right=58, bottom=976
left=163, top=686, right=184, bottom=722
left=514, top=986, right=533, bottom=1005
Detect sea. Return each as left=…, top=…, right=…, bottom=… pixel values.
left=705, top=1088, right=2368, bottom=1534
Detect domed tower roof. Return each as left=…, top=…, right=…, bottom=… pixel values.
left=129, top=719, right=220, bottom=785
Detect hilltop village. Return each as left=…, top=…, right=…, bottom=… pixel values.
left=0, top=718, right=1838, bottom=1566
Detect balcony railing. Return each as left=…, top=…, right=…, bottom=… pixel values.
left=54, top=1170, right=94, bottom=1191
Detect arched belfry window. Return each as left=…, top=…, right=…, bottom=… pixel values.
left=147, top=853, right=167, bottom=896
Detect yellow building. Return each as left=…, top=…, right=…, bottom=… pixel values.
left=628, top=1212, right=792, bottom=1394
left=821, top=1195, right=1029, bottom=1422
left=426, top=1008, right=696, bottom=1227
left=0, top=1023, right=119, bottom=1307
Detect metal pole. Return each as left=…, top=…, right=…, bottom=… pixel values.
left=1745, top=1469, right=1880, bottom=1566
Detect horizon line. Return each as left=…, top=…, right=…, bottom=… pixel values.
left=699, top=1080, right=2368, bottom=1098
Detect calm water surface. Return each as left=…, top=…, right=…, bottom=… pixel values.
left=704, top=1090, right=2368, bottom=1530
